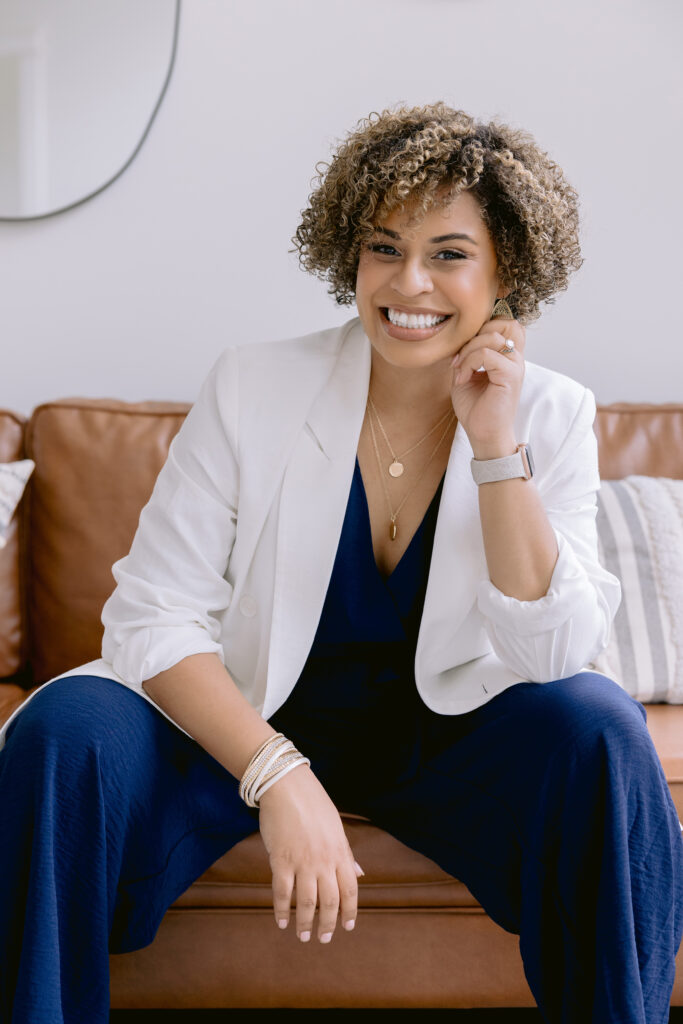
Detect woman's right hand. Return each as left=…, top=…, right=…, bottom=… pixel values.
left=140, top=655, right=361, bottom=941
left=258, top=763, right=362, bottom=943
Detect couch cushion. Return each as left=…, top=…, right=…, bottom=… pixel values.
left=173, top=816, right=479, bottom=911
left=594, top=403, right=683, bottom=479
left=646, top=704, right=683, bottom=785
left=0, top=411, right=27, bottom=681
left=25, top=400, right=189, bottom=683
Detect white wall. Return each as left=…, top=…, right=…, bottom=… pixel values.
left=1, top=0, right=681, bottom=414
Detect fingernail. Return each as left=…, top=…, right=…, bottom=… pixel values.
left=344, top=919, right=356, bottom=931
left=451, top=353, right=461, bottom=366
left=299, top=931, right=311, bottom=943
left=354, top=861, right=365, bottom=877
left=278, top=919, right=288, bottom=930
left=320, top=932, right=332, bottom=944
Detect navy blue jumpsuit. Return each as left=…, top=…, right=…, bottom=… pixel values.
left=1, top=460, right=682, bottom=1023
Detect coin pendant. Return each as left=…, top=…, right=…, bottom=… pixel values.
left=389, top=461, right=404, bottom=478
left=389, top=520, right=397, bottom=541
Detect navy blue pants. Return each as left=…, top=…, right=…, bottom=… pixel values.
left=0, top=671, right=682, bottom=1023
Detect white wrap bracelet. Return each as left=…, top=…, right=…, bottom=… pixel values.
left=239, top=732, right=310, bottom=808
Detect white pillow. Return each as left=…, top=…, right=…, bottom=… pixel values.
left=0, top=459, right=35, bottom=549
left=590, top=476, right=683, bottom=704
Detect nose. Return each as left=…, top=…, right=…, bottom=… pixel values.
left=390, top=257, right=434, bottom=297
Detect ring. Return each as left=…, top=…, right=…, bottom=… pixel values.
left=499, top=339, right=515, bottom=355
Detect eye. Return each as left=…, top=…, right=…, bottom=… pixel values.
left=433, top=249, right=467, bottom=261
left=368, top=243, right=400, bottom=257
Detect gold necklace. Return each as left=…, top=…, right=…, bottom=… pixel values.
left=367, top=393, right=453, bottom=477
left=366, top=403, right=455, bottom=540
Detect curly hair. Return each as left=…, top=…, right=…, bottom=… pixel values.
left=292, top=103, right=582, bottom=323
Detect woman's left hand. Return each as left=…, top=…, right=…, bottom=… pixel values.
left=450, top=317, right=526, bottom=457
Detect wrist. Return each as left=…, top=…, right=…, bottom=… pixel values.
left=258, top=761, right=311, bottom=806
left=470, top=435, right=518, bottom=461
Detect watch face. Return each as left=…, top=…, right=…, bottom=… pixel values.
left=520, top=444, right=534, bottom=479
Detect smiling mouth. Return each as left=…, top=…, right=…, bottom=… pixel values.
left=380, top=307, right=452, bottom=331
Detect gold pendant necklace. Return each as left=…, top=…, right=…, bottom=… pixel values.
left=366, top=403, right=456, bottom=540
left=367, top=394, right=453, bottom=478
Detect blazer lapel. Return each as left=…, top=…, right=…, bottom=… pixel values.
left=416, top=422, right=489, bottom=678
left=263, top=321, right=371, bottom=716
left=232, top=345, right=340, bottom=577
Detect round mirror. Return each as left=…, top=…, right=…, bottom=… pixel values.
left=0, top=0, right=180, bottom=221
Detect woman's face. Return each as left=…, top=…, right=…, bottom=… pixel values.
left=355, top=190, right=506, bottom=371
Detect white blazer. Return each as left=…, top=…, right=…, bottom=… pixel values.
left=0, top=319, right=621, bottom=747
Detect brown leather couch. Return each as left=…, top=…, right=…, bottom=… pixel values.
left=0, top=397, right=681, bottom=1010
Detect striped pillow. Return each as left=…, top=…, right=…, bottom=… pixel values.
left=590, top=476, right=683, bottom=704
left=0, top=459, right=34, bottom=549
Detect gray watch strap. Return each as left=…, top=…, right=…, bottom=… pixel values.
left=470, top=444, right=534, bottom=485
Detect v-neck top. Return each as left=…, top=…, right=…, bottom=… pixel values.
left=271, top=458, right=444, bottom=781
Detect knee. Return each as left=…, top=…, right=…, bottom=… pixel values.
left=525, top=672, right=652, bottom=762
left=6, top=676, right=141, bottom=761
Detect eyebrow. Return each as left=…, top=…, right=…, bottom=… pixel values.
left=375, top=226, right=478, bottom=245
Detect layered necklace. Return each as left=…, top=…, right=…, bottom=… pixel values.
left=367, top=394, right=453, bottom=477
left=366, top=395, right=456, bottom=541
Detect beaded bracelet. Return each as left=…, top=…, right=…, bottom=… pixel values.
left=239, top=732, right=310, bottom=808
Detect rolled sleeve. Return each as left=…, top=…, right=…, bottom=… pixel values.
left=477, top=530, right=621, bottom=681
left=475, top=386, right=621, bottom=682
left=101, top=348, right=239, bottom=690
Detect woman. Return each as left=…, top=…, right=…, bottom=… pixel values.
left=1, top=103, right=681, bottom=1023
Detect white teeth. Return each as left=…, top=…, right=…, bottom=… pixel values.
left=386, top=308, right=447, bottom=329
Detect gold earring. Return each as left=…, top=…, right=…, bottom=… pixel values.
left=490, top=298, right=513, bottom=320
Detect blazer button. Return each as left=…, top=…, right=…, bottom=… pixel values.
left=239, top=595, right=257, bottom=618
